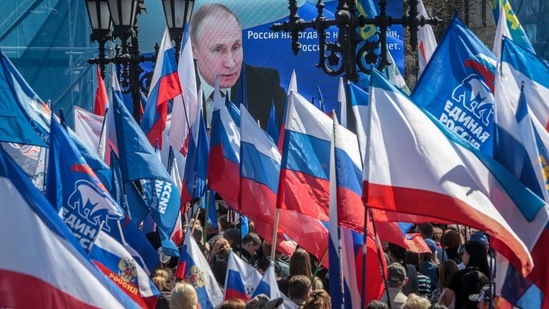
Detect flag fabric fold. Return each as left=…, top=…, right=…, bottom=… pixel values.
left=417, top=0, right=437, bottom=75
left=366, top=69, right=536, bottom=276
left=224, top=251, right=262, bottom=301
left=208, top=78, right=241, bottom=209
left=90, top=230, right=160, bottom=308
left=176, top=230, right=223, bottom=308
left=94, top=66, right=108, bottom=116
left=169, top=15, right=198, bottom=155
left=491, top=0, right=535, bottom=55
left=412, top=17, right=497, bottom=155
left=46, top=115, right=159, bottom=283
left=494, top=42, right=549, bottom=308
left=0, top=51, right=47, bottom=147
left=142, top=28, right=182, bottom=149
left=0, top=141, right=138, bottom=308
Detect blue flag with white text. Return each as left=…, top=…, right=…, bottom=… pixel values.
left=412, top=17, right=497, bottom=156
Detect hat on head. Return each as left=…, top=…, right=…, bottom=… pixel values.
left=245, top=294, right=283, bottom=309
left=469, top=285, right=493, bottom=302
left=470, top=231, right=489, bottom=249
left=424, top=238, right=438, bottom=254
left=387, top=263, right=406, bottom=285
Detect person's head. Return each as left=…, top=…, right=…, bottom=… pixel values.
left=224, top=228, right=241, bottom=246
left=219, top=298, right=246, bottom=309
left=241, top=232, right=261, bottom=256
left=422, top=238, right=439, bottom=263
left=192, top=223, right=204, bottom=244
left=303, top=289, right=331, bottom=309
left=212, top=237, right=231, bottom=260
left=469, top=231, right=489, bottom=251
left=288, top=275, right=312, bottom=303
left=442, top=229, right=460, bottom=251
left=433, top=226, right=443, bottom=243
left=191, top=3, right=243, bottom=89
left=462, top=240, right=490, bottom=277
left=387, top=262, right=408, bottom=289
left=416, top=223, right=434, bottom=239
left=170, top=282, right=198, bottom=309
left=289, top=247, right=313, bottom=278
left=405, top=251, right=421, bottom=270
left=387, top=243, right=407, bottom=263
left=245, top=294, right=283, bottom=309
left=402, top=293, right=431, bottom=309
left=438, top=259, right=459, bottom=288
left=463, top=270, right=489, bottom=305
left=211, top=259, right=228, bottom=288
left=365, top=300, right=389, bottom=309
left=151, top=268, right=174, bottom=292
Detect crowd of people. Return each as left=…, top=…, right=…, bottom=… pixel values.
left=145, top=207, right=500, bottom=309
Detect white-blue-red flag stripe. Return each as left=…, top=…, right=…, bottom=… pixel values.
left=208, top=77, right=241, bottom=209
left=366, top=69, right=536, bottom=276
left=90, top=230, right=160, bottom=308
left=169, top=25, right=198, bottom=155
left=224, top=251, right=261, bottom=301
left=176, top=230, right=223, bottom=308
left=494, top=48, right=549, bottom=308
left=142, top=27, right=182, bottom=148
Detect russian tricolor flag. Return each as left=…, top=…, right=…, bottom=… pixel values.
left=142, top=27, right=182, bottom=149
left=224, top=251, right=261, bottom=301
left=208, top=78, right=241, bottom=209
left=176, top=230, right=223, bottom=308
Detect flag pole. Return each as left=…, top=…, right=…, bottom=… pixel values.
left=361, top=205, right=369, bottom=309
left=97, top=107, right=108, bottom=158
left=204, top=188, right=210, bottom=244
left=270, top=208, right=280, bottom=261
left=370, top=209, right=392, bottom=309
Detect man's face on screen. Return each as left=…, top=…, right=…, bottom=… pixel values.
left=193, top=13, right=243, bottom=89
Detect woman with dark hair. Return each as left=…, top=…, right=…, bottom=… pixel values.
left=442, top=240, right=489, bottom=309
left=387, top=243, right=419, bottom=296
left=289, top=248, right=324, bottom=290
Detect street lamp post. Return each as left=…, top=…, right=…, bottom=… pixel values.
left=271, top=0, right=440, bottom=82
left=85, top=0, right=195, bottom=123
left=161, top=0, right=195, bottom=62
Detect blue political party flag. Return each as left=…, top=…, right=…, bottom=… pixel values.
left=46, top=116, right=124, bottom=252
left=47, top=115, right=158, bottom=269
left=0, top=145, right=139, bottom=308
left=0, top=51, right=47, bottom=147
left=412, top=17, right=497, bottom=155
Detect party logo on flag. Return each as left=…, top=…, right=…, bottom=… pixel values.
left=413, top=17, right=497, bottom=155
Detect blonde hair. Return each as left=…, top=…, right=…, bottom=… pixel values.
left=151, top=268, right=173, bottom=292
left=402, top=293, right=431, bottom=309
left=170, top=282, right=198, bottom=309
